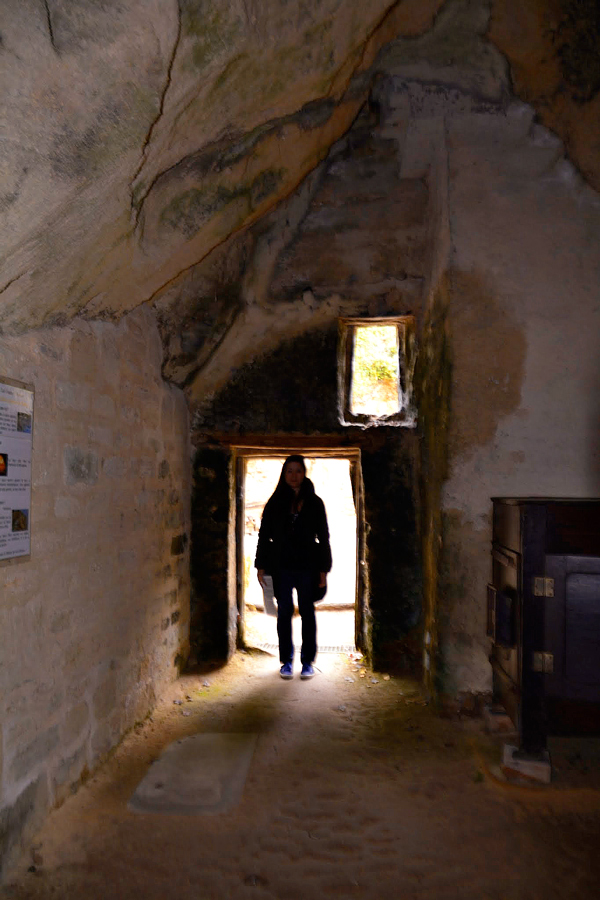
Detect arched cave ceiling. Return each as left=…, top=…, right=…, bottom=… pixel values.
left=0, top=0, right=445, bottom=331
left=1, top=0, right=598, bottom=394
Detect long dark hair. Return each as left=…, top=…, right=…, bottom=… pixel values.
left=271, top=455, right=314, bottom=506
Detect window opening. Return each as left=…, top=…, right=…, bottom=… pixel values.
left=339, top=316, right=416, bottom=427
left=350, top=324, right=400, bottom=417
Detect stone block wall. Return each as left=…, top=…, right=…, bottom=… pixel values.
left=0, top=306, right=191, bottom=875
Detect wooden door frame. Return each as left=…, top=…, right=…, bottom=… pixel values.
left=231, top=443, right=365, bottom=652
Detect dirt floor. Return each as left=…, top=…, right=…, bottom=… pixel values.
left=3, top=646, right=600, bottom=900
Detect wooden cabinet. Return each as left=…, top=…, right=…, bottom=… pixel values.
left=489, top=499, right=600, bottom=752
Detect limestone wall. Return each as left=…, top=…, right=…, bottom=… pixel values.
left=440, top=102, right=600, bottom=696
left=0, top=307, right=191, bottom=874
left=373, top=1, right=600, bottom=699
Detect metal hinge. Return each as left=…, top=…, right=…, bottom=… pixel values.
left=532, top=652, right=554, bottom=674
left=533, top=577, right=554, bottom=597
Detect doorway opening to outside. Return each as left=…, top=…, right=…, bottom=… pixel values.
left=236, top=451, right=360, bottom=657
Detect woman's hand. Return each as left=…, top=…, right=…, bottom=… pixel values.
left=319, top=572, right=327, bottom=589
left=257, top=569, right=266, bottom=587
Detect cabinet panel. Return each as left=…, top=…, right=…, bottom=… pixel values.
left=491, top=499, right=600, bottom=748
left=565, top=573, right=600, bottom=687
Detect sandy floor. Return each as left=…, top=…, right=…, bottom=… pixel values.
left=3, top=651, right=600, bottom=900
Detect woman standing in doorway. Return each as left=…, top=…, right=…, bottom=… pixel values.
left=255, top=455, right=332, bottom=679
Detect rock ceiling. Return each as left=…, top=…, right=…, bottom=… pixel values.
left=0, top=0, right=443, bottom=332
left=1, top=0, right=598, bottom=371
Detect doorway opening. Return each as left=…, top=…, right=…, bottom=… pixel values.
left=235, top=450, right=361, bottom=657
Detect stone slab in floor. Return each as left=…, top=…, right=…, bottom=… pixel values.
left=128, top=733, right=258, bottom=815
left=502, top=743, right=552, bottom=784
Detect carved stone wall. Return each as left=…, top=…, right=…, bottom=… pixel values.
left=0, top=307, right=190, bottom=875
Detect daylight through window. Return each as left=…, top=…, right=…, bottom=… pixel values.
left=338, top=316, right=416, bottom=427
left=350, top=325, right=400, bottom=417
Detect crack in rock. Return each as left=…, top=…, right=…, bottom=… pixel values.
left=130, top=0, right=183, bottom=224
left=42, top=0, right=58, bottom=54
left=130, top=0, right=412, bottom=240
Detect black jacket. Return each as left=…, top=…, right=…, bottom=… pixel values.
left=254, top=477, right=332, bottom=576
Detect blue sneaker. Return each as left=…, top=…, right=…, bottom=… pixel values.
left=280, top=663, right=293, bottom=679
left=300, top=664, right=315, bottom=680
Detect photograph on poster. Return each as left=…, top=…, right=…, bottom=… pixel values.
left=12, top=509, right=29, bottom=532
left=0, top=378, right=34, bottom=563
left=17, top=412, right=32, bottom=433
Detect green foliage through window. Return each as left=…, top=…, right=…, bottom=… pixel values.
left=350, top=325, right=400, bottom=417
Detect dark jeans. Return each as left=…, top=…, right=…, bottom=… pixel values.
left=275, top=568, right=316, bottom=666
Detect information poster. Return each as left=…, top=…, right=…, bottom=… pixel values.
left=0, top=378, right=33, bottom=563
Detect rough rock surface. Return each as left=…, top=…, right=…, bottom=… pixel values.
left=2, top=0, right=597, bottom=347
left=0, top=0, right=444, bottom=332
left=489, top=0, right=600, bottom=192
left=156, top=0, right=512, bottom=401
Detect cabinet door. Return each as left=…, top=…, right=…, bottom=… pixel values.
left=544, top=555, right=600, bottom=734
